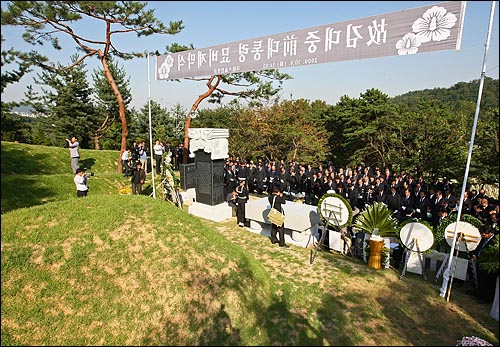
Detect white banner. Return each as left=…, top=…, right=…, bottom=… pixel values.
left=156, top=1, right=466, bottom=80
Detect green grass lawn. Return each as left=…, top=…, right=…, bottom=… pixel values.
left=1, top=141, right=498, bottom=346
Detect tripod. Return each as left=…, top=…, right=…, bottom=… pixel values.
left=437, top=232, right=479, bottom=301
left=399, top=238, right=427, bottom=280
left=310, top=200, right=353, bottom=264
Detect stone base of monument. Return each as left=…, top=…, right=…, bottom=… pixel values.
left=188, top=201, right=233, bottom=222
left=179, top=188, right=196, bottom=204
left=247, top=220, right=316, bottom=248
left=245, top=197, right=320, bottom=248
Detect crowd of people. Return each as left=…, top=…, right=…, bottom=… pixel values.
left=223, top=157, right=499, bottom=303
left=65, top=138, right=498, bottom=236
left=120, top=140, right=187, bottom=178
left=118, top=140, right=188, bottom=195
left=222, top=157, right=498, bottom=233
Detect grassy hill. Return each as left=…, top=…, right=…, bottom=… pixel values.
left=1, top=141, right=499, bottom=346
left=1, top=142, right=136, bottom=213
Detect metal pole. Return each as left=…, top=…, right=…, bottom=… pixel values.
left=147, top=52, right=156, bottom=199
left=439, top=0, right=496, bottom=301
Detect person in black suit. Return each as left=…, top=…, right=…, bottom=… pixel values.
left=268, top=185, right=288, bottom=247
left=461, top=190, right=474, bottom=215
left=399, top=188, right=416, bottom=222
left=256, top=162, right=267, bottom=195
left=335, top=183, right=349, bottom=200
left=237, top=160, right=250, bottom=182
left=236, top=177, right=249, bottom=227
left=266, top=163, right=278, bottom=194
left=248, top=160, right=258, bottom=194
left=175, top=143, right=184, bottom=169
left=443, top=188, right=457, bottom=211
left=386, top=186, right=402, bottom=215
left=224, top=160, right=237, bottom=198
left=374, top=186, right=387, bottom=204
left=431, top=190, right=446, bottom=229
left=415, top=190, right=429, bottom=220
left=470, top=224, right=498, bottom=304
left=469, top=189, right=480, bottom=209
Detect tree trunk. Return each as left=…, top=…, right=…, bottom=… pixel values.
left=93, top=135, right=101, bottom=150
left=292, top=139, right=298, bottom=162
left=100, top=55, right=128, bottom=173
left=182, top=75, right=221, bottom=164
left=92, top=112, right=113, bottom=151
left=182, top=114, right=192, bottom=164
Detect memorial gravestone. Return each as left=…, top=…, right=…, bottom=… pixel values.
left=186, top=128, right=232, bottom=222
left=179, top=163, right=196, bottom=190
left=195, top=150, right=224, bottom=206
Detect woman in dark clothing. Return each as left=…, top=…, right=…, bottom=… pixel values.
left=236, top=177, right=249, bottom=227
left=268, top=185, right=289, bottom=247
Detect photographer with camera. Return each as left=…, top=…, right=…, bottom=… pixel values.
left=74, top=168, right=91, bottom=197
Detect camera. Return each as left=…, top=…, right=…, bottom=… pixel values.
left=80, top=167, right=94, bottom=177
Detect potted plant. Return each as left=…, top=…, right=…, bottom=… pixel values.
left=353, top=202, right=399, bottom=237
left=353, top=202, right=399, bottom=269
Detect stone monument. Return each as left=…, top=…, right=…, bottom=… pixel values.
left=187, top=128, right=232, bottom=222
left=179, top=162, right=196, bottom=190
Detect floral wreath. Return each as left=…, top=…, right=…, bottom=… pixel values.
left=435, top=213, right=483, bottom=250
left=397, top=218, right=434, bottom=253
left=160, top=150, right=180, bottom=204
left=317, top=193, right=353, bottom=228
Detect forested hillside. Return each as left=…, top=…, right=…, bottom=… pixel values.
left=392, top=77, right=498, bottom=111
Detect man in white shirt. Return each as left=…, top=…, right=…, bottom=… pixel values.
left=74, top=168, right=90, bottom=197
left=122, top=147, right=130, bottom=177
left=153, top=140, right=164, bottom=175
left=65, top=136, right=80, bottom=173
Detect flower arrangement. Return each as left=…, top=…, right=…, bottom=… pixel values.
left=456, top=336, right=493, bottom=346
left=160, top=152, right=181, bottom=206
left=317, top=193, right=353, bottom=228
left=397, top=218, right=434, bottom=254
left=435, top=213, right=483, bottom=251
left=353, top=202, right=399, bottom=237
